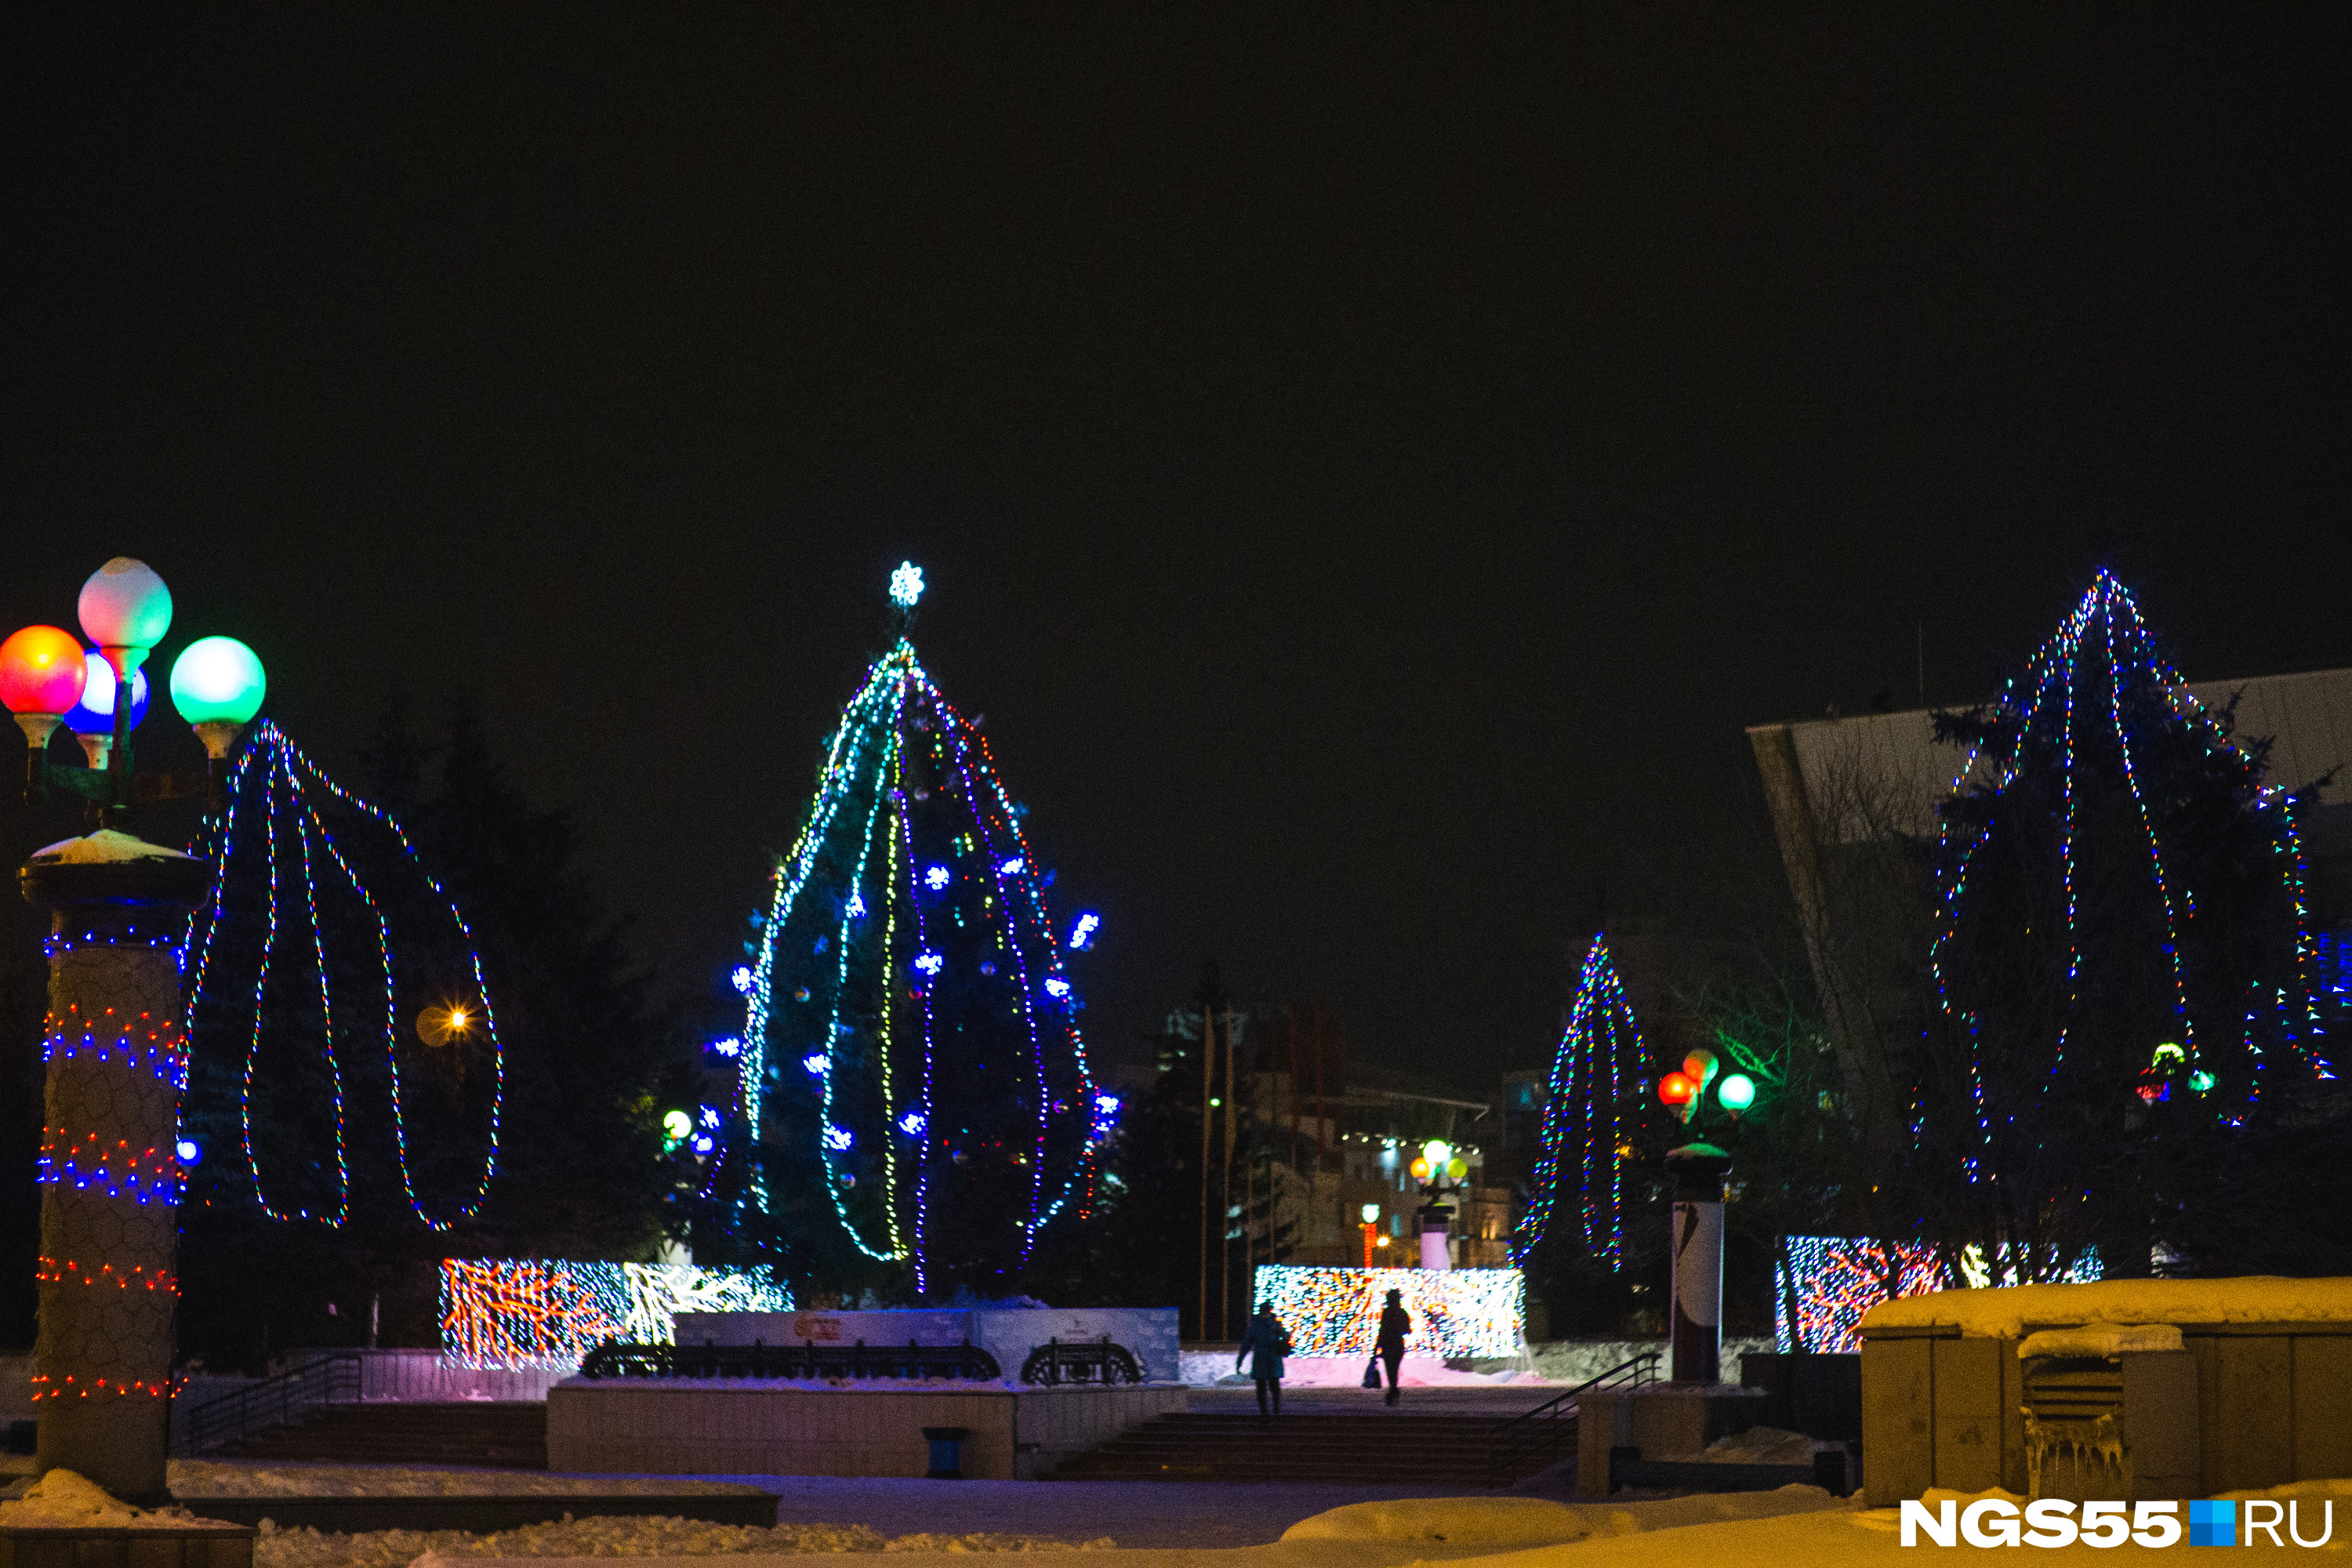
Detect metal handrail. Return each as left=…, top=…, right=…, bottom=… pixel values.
left=1487, top=1350, right=1661, bottom=1486
left=180, top=1352, right=364, bottom=1454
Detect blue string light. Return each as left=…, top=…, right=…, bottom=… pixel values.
left=1514, top=934, right=1644, bottom=1268
left=735, top=572, right=1100, bottom=1288
left=1929, top=572, right=2332, bottom=1162
left=185, top=721, right=503, bottom=1230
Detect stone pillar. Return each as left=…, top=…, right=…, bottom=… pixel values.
left=1417, top=1201, right=1454, bottom=1271
left=1666, top=1142, right=1733, bottom=1385
left=23, top=832, right=209, bottom=1504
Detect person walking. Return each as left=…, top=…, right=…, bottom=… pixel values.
left=1236, top=1301, right=1292, bottom=1420
left=1374, top=1287, right=1410, bottom=1406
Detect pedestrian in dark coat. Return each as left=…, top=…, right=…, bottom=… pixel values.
left=1375, top=1288, right=1411, bottom=1405
left=1236, top=1302, right=1292, bottom=1419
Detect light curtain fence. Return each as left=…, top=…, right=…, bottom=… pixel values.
left=440, top=1260, right=793, bottom=1370
left=1251, top=1265, right=1524, bottom=1359
left=1775, top=1237, right=2103, bottom=1354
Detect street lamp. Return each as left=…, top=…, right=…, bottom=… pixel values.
left=3, top=558, right=264, bottom=824
left=3, top=557, right=261, bottom=1504
left=1359, top=1202, right=1381, bottom=1267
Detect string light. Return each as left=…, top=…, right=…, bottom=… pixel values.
left=35, top=1258, right=179, bottom=1294
left=1251, top=1265, right=1523, bottom=1359
left=1929, top=572, right=2332, bottom=1166
left=1515, top=935, right=1643, bottom=1268
left=735, top=568, right=1099, bottom=1288
left=438, top=1259, right=791, bottom=1370
left=1773, top=1237, right=2101, bottom=1353
left=37, top=1131, right=186, bottom=1205
left=42, top=1005, right=187, bottom=1091
left=185, top=721, right=503, bottom=1230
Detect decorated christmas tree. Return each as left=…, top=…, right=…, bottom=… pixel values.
left=1515, top=934, right=1646, bottom=1269
left=720, top=565, right=1105, bottom=1296
left=1921, top=571, right=2336, bottom=1277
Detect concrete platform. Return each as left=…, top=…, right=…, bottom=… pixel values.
left=548, top=1381, right=1187, bottom=1480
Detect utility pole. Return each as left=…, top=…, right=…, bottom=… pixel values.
left=1198, top=1007, right=1212, bottom=1342
left=1221, top=1007, right=1236, bottom=1340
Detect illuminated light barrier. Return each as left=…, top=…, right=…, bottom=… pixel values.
left=439, top=1259, right=793, bottom=1370
left=1252, top=1264, right=1524, bottom=1359
left=1775, top=1236, right=2102, bottom=1354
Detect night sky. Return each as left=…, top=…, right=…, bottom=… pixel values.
left=5, top=11, right=2346, bottom=1091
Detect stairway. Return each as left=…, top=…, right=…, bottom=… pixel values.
left=209, top=1401, right=549, bottom=1468
left=1051, top=1411, right=1566, bottom=1485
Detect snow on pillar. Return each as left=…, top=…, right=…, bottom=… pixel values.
left=1665, top=1142, right=1733, bottom=1385
left=23, top=832, right=209, bottom=1503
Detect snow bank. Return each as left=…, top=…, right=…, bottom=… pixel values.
left=1283, top=1486, right=1849, bottom=1553
left=258, top=1515, right=1110, bottom=1568
left=0, top=1468, right=238, bottom=1530
left=168, top=1462, right=760, bottom=1497
left=1859, top=1276, right=2352, bottom=1339
left=2016, top=1323, right=2183, bottom=1359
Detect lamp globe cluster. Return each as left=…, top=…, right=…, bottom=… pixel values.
left=2, top=557, right=267, bottom=811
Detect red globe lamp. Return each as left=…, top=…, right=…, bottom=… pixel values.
left=1659, top=1070, right=1697, bottom=1123
left=0, top=625, right=90, bottom=752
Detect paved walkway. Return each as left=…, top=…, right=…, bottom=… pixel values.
left=1185, top=1385, right=1554, bottom=1418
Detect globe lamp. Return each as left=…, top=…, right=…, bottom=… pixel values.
left=77, top=557, right=174, bottom=677
left=1447, top=1156, right=1469, bottom=1179
left=1422, top=1140, right=1451, bottom=1171
left=1682, top=1048, right=1719, bottom=1087
left=1659, top=1071, right=1697, bottom=1112
left=0, top=626, right=89, bottom=750
left=65, top=655, right=149, bottom=734
left=1361, top=1203, right=1381, bottom=1224
left=1717, top=1073, right=1757, bottom=1115
left=1408, top=1156, right=1431, bottom=1180
left=170, top=636, right=267, bottom=759
left=662, top=1109, right=694, bottom=1144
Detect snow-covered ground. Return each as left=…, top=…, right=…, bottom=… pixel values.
left=168, top=1462, right=762, bottom=1497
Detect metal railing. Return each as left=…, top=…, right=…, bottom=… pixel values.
left=180, top=1352, right=364, bottom=1454
left=1487, top=1349, right=1660, bottom=1486
left=1020, top=1335, right=1142, bottom=1385
left=579, top=1338, right=1003, bottom=1381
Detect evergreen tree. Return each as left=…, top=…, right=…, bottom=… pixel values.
left=175, top=697, right=685, bottom=1367
left=713, top=568, right=1104, bottom=1301
left=1916, top=572, right=2341, bottom=1280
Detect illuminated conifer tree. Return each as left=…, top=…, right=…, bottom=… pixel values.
left=724, top=565, right=1105, bottom=1295
left=1921, top=571, right=2334, bottom=1277
left=1515, top=934, right=1646, bottom=1269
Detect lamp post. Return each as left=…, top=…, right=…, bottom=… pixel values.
left=2, top=558, right=266, bottom=1503
left=1360, top=1202, right=1381, bottom=1268
left=1653, top=1048, right=1765, bottom=1386
left=1408, top=1140, right=1470, bottom=1272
